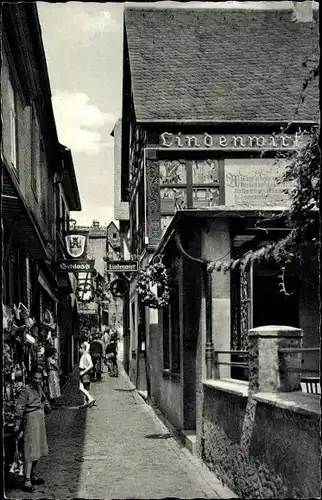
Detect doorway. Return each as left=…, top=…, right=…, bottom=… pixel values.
left=253, top=273, right=300, bottom=328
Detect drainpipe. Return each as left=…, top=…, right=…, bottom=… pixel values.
left=174, top=232, right=214, bottom=379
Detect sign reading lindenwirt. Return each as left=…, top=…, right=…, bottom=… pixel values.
left=58, top=259, right=95, bottom=273
left=107, top=261, right=139, bottom=272
left=159, top=132, right=302, bottom=150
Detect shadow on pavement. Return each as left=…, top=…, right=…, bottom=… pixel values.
left=113, top=388, right=135, bottom=392
left=5, top=368, right=88, bottom=499
left=145, top=433, right=173, bottom=440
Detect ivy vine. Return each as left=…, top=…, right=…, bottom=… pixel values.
left=137, top=257, right=171, bottom=309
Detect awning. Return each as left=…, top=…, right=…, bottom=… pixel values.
left=155, top=207, right=290, bottom=256
left=39, top=272, right=59, bottom=302
left=2, top=160, right=48, bottom=260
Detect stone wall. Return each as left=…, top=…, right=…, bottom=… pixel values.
left=202, top=385, right=321, bottom=498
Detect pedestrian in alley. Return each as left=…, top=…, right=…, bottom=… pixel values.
left=90, top=333, right=103, bottom=381
left=45, top=347, right=61, bottom=408
left=79, top=342, right=96, bottom=408
left=13, top=368, right=51, bottom=493
left=105, top=329, right=119, bottom=377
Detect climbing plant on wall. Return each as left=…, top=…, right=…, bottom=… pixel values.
left=137, top=257, right=171, bottom=309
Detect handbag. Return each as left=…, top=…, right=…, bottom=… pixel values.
left=81, top=373, right=91, bottom=384
left=9, top=438, right=23, bottom=476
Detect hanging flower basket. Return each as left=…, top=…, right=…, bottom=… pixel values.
left=137, top=256, right=171, bottom=309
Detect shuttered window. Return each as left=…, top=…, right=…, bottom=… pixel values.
left=4, top=248, right=26, bottom=306
left=8, top=77, right=17, bottom=169
left=31, top=108, right=40, bottom=199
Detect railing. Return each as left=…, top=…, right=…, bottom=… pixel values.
left=214, top=350, right=249, bottom=381
left=278, top=347, right=320, bottom=374
left=214, top=347, right=320, bottom=390
left=214, top=350, right=249, bottom=369
left=278, top=347, right=320, bottom=394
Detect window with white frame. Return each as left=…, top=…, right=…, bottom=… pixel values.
left=8, top=77, right=17, bottom=169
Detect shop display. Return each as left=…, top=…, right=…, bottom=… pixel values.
left=2, top=303, right=57, bottom=427
left=3, top=301, right=58, bottom=484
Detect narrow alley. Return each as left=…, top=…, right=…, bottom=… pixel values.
left=6, top=364, right=236, bottom=499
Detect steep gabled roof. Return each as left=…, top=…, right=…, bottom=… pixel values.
left=107, top=221, right=119, bottom=232
left=124, top=8, right=319, bottom=122
left=60, top=146, right=82, bottom=211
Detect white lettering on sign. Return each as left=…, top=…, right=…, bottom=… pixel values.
left=160, top=132, right=303, bottom=149
left=107, top=261, right=139, bottom=272
left=58, top=259, right=94, bottom=272
left=60, top=262, right=90, bottom=271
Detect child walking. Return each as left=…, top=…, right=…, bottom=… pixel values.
left=78, top=342, right=96, bottom=408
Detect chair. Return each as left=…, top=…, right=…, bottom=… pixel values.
left=300, top=377, right=321, bottom=395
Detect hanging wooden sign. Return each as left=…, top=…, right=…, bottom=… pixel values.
left=58, top=259, right=95, bottom=272
left=107, top=260, right=139, bottom=272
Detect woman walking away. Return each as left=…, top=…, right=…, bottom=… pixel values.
left=79, top=342, right=96, bottom=408
left=45, top=347, right=61, bottom=407
left=14, top=369, right=51, bottom=493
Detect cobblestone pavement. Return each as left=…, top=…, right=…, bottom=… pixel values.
left=5, top=363, right=236, bottom=499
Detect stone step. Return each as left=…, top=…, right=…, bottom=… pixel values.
left=181, top=430, right=197, bottom=456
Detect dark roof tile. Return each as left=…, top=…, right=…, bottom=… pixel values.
left=124, top=8, right=319, bottom=122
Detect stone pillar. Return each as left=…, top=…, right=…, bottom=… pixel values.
left=201, top=219, right=231, bottom=378
left=248, top=325, right=303, bottom=393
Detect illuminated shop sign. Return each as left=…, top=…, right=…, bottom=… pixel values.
left=159, top=132, right=302, bottom=150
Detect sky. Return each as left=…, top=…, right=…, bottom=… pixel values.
left=37, top=1, right=318, bottom=227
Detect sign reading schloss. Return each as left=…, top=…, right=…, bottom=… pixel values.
left=159, top=132, right=303, bottom=149
left=58, top=259, right=95, bottom=272
left=107, top=261, right=139, bottom=272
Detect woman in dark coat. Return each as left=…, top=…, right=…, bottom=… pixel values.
left=14, top=368, right=51, bottom=492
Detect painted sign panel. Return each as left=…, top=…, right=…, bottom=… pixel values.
left=224, top=158, right=292, bottom=207
left=78, top=310, right=97, bottom=315
left=107, top=261, right=139, bottom=272
left=158, top=132, right=303, bottom=150
left=65, top=231, right=88, bottom=259
left=58, top=259, right=95, bottom=272
left=78, top=303, right=97, bottom=315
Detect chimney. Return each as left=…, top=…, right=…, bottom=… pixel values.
left=92, top=220, right=100, bottom=228
left=292, top=1, right=314, bottom=22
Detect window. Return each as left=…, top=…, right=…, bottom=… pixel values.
left=58, top=197, right=69, bottom=233
left=170, top=286, right=180, bottom=372
left=162, top=275, right=181, bottom=373
left=162, top=306, right=170, bottom=369
left=4, top=247, right=25, bottom=306
left=113, top=233, right=117, bottom=239
left=8, top=77, right=17, bottom=169
left=192, top=159, right=220, bottom=208
left=159, top=159, right=221, bottom=234
left=31, top=109, right=41, bottom=199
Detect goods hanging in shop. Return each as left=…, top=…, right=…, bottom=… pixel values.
left=2, top=302, right=57, bottom=434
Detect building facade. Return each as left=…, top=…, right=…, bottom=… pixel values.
left=115, top=5, right=320, bottom=497
left=75, top=221, right=123, bottom=336
left=1, top=2, right=82, bottom=437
